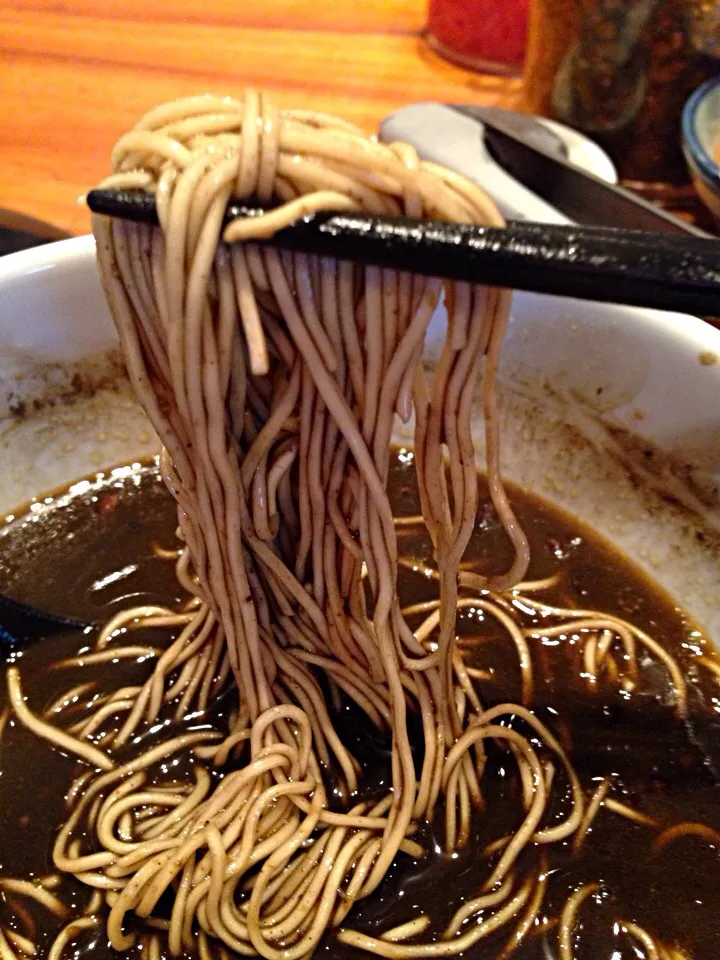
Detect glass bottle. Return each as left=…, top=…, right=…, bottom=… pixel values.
left=524, top=0, right=720, bottom=183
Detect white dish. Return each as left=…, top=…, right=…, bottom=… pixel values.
left=1, top=235, right=719, bottom=641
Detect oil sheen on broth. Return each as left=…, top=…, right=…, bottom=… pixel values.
left=0, top=452, right=718, bottom=960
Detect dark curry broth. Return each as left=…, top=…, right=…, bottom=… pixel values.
left=0, top=452, right=719, bottom=959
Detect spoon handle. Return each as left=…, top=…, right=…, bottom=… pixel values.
left=0, top=593, right=92, bottom=658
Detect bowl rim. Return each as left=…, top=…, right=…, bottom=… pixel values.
left=0, top=233, right=96, bottom=282
left=4, top=232, right=720, bottom=360
left=682, top=77, right=720, bottom=190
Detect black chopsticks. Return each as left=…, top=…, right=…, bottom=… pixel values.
left=87, top=188, right=720, bottom=316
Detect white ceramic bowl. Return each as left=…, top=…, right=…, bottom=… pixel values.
left=1, top=237, right=720, bottom=642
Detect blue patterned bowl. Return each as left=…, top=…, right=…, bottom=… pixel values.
left=682, top=77, right=720, bottom=221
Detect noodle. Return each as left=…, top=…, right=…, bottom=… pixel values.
left=3, top=929, right=35, bottom=958
left=47, top=918, right=100, bottom=960
left=87, top=93, right=528, bottom=954
left=558, top=883, right=598, bottom=960
left=622, top=921, right=661, bottom=960
left=7, top=669, right=114, bottom=771
left=573, top=778, right=611, bottom=854
left=0, top=880, right=67, bottom=919
left=652, top=822, right=720, bottom=853
left=379, top=916, right=431, bottom=942
left=604, top=797, right=658, bottom=829
left=0, top=90, right=701, bottom=960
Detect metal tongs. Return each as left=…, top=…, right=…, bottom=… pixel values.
left=87, top=188, right=720, bottom=316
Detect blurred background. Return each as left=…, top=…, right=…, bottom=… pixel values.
left=0, top=0, right=718, bottom=250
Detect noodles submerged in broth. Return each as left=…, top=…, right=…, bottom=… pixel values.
left=1, top=92, right=717, bottom=960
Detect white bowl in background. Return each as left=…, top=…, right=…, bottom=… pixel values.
left=379, top=103, right=618, bottom=225
left=1, top=236, right=719, bottom=641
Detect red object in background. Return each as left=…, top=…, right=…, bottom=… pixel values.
left=426, top=0, right=529, bottom=75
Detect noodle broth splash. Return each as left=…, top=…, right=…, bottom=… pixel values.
left=1, top=91, right=718, bottom=960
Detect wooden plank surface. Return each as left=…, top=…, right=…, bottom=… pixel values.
left=2, top=0, right=426, bottom=32
left=0, top=2, right=519, bottom=236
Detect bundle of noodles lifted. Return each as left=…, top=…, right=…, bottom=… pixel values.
left=4, top=92, right=693, bottom=960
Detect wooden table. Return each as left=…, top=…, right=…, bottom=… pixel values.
left=0, top=0, right=520, bottom=237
